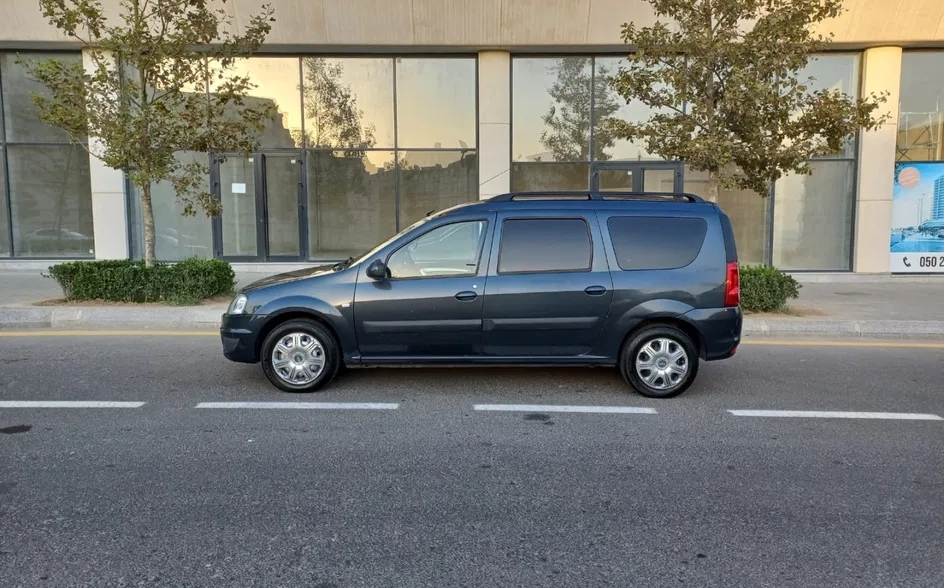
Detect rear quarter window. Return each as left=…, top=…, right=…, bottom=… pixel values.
left=606, top=216, right=708, bottom=271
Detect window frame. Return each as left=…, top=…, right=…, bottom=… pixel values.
left=605, top=214, right=708, bottom=272
left=383, top=217, right=490, bottom=281
left=496, top=216, right=594, bottom=276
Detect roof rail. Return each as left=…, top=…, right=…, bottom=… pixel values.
left=487, top=191, right=705, bottom=204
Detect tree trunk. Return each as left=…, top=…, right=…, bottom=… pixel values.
left=140, top=183, right=156, bottom=267
left=706, top=172, right=720, bottom=204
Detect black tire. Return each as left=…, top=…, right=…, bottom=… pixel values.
left=619, top=325, right=699, bottom=399
left=260, top=319, right=341, bottom=393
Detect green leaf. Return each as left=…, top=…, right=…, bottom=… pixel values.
left=609, top=0, right=890, bottom=198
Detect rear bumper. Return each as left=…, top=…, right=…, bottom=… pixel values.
left=220, top=313, right=264, bottom=363
left=682, top=306, right=742, bottom=361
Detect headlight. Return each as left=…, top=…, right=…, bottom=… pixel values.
left=228, top=293, right=249, bottom=315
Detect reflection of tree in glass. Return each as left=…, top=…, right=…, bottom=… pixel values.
left=540, top=58, right=621, bottom=162
left=299, top=59, right=377, bottom=155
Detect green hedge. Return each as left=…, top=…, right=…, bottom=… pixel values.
left=739, top=264, right=801, bottom=313
left=46, top=258, right=236, bottom=304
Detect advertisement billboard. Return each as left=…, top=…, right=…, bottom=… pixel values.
left=890, top=162, right=944, bottom=273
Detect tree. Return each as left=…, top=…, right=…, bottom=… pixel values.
left=297, top=57, right=376, bottom=154
left=539, top=57, right=622, bottom=161
left=20, top=0, right=277, bottom=266
left=607, top=0, right=890, bottom=199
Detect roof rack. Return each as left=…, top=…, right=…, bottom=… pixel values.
left=487, top=191, right=705, bottom=204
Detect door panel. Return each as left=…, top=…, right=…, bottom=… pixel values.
left=214, top=153, right=305, bottom=261
left=219, top=156, right=260, bottom=258
left=353, top=217, right=493, bottom=358
left=263, top=155, right=302, bottom=257
left=481, top=213, right=613, bottom=357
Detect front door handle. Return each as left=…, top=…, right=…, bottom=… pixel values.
left=455, top=291, right=477, bottom=301
left=584, top=285, right=607, bottom=296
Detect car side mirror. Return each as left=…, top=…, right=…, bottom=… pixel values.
left=366, top=259, right=387, bottom=280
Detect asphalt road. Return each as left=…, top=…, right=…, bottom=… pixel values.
left=1, top=333, right=943, bottom=588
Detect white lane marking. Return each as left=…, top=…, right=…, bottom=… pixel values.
left=0, top=401, right=145, bottom=408
left=728, top=410, right=943, bottom=421
left=473, top=404, right=657, bottom=414
left=195, top=402, right=399, bottom=410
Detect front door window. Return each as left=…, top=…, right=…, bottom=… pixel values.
left=386, top=220, right=488, bottom=279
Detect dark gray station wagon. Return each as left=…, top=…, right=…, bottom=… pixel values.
left=220, top=191, right=742, bottom=398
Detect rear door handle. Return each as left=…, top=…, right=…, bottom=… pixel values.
left=455, top=291, right=477, bottom=301
left=584, top=285, right=607, bottom=296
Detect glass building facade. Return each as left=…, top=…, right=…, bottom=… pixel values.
left=0, top=52, right=94, bottom=258
left=0, top=45, right=935, bottom=273
left=510, top=53, right=862, bottom=271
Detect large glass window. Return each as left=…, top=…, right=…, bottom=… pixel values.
left=511, top=55, right=666, bottom=194
left=773, top=160, right=856, bottom=271
left=0, top=51, right=94, bottom=258
left=126, top=56, right=477, bottom=262
left=302, top=57, right=394, bottom=149
left=7, top=144, right=94, bottom=257
left=898, top=51, right=944, bottom=162
left=304, top=56, right=478, bottom=261
left=396, top=58, right=476, bottom=149
left=129, top=151, right=214, bottom=261
left=683, top=167, right=770, bottom=266
left=306, top=150, right=397, bottom=259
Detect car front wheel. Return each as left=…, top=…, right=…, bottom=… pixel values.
left=620, top=325, right=699, bottom=399
left=260, top=319, right=341, bottom=393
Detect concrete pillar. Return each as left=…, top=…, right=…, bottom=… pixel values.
left=83, top=49, right=130, bottom=260
left=477, top=51, right=511, bottom=200
left=854, top=46, right=902, bottom=274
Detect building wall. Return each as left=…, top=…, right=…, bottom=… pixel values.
left=4, top=0, right=944, bottom=48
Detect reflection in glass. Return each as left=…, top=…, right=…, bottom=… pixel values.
left=387, top=220, right=486, bottom=279
left=396, top=58, right=476, bottom=149
left=1, top=52, right=85, bottom=144
left=597, top=169, right=634, bottom=191
left=684, top=166, right=770, bottom=265
left=798, top=54, right=861, bottom=159
left=643, top=169, right=676, bottom=192
left=214, top=58, right=303, bottom=149
left=594, top=57, right=666, bottom=162
left=7, top=144, right=94, bottom=257
left=129, top=151, right=214, bottom=261
left=306, top=150, right=397, bottom=259
left=397, top=150, right=478, bottom=228
left=220, top=156, right=257, bottom=257
left=511, top=163, right=590, bottom=191
left=0, top=163, right=9, bottom=255
left=265, top=156, right=301, bottom=256
left=302, top=57, right=393, bottom=149
left=512, top=58, right=593, bottom=162
left=898, top=51, right=944, bottom=162
left=773, top=160, right=855, bottom=271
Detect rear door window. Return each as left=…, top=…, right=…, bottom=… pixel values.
left=498, top=218, right=592, bottom=274
left=606, top=216, right=708, bottom=270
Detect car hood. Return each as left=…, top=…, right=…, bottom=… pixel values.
left=239, top=263, right=339, bottom=293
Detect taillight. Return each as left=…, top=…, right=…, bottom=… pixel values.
left=724, top=261, right=740, bottom=307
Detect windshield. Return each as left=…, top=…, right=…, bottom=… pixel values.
left=348, top=215, right=433, bottom=267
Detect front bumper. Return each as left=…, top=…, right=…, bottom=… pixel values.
left=681, top=306, right=742, bottom=361
left=220, top=313, right=264, bottom=363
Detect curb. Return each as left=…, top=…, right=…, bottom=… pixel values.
left=742, top=318, right=944, bottom=339
left=0, top=306, right=226, bottom=330
left=2, top=307, right=944, bottom=339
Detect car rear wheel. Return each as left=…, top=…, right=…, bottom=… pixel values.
left=260, top=319, right=340, bottom=393
left=619, top=325, right=699, bottom=399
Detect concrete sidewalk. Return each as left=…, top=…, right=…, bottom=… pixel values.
left=1, top=268, right=942, bottom=338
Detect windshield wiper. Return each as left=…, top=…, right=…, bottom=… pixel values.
left=332, top=256, right=355, bottom=271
